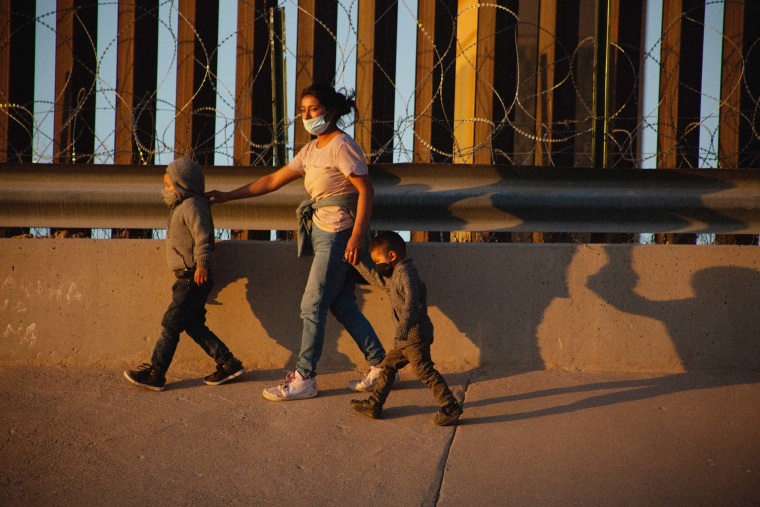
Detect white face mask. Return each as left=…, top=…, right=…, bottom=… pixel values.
left=161, top=189, right=179, bottom=208
left=303, top=114, right=330, bottom=136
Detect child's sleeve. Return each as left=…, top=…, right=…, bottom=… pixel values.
left=393, top=268, right=422, bottom=342
left=353, top=260, right=387, bottom=289
left=186, top=200, right=214, bottom=269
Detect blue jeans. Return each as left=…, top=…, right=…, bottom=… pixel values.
left=296, top=226, right=385, bottom=378
left=151, top=277, right=231, bottom=374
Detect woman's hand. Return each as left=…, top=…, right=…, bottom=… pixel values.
left=344, top=234, right=364, bottom=265
left=205, top=190, right=228, bottom=205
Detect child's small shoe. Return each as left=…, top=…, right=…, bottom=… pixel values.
left=348, top=365, right=400, bottom=392
left=124, top=364, right=166, bottom=391
left=350, top=398, right=382, bottom=419
left=204, top=356, right=245, bottom=386
left=433, top=401, right=463, bottom=426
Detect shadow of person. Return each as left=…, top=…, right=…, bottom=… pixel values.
left=415, top=242, right=578, bottom=371
left=588, top=246, right=760, bottom=371
left=460, top=371, right=760, bottom=425
left=207, top=240, right=364, bottom=375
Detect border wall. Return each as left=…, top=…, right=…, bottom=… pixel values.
left=2, top=239, right=758, bottom=373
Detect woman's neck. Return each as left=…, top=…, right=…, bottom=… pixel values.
left=316, top=126, right=342, bottom=148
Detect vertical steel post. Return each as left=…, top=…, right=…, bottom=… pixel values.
left=412, top=0, right=456, bottom=242
left=591, top=0, right=610, bottom=168
left=270, top=7, right=287, bottom=166
left=0, top=0, right=35, bottom=164
left=115, top=0, right=158, bottom=166
left=53, top=0, right=98, bottom=164
left=175, top=0, right=218, bottom=165
left=355, top=0, right=398, bottom=163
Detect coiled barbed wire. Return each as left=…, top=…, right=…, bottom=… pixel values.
left=1, top=1, right=758, bottom=167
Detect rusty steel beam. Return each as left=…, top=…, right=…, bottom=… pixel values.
left=657, top=0, right=683, bottom=169
left=677, top=0, right=706, bottom=168
left=550, top=0, right=580, bottom=168
left=413, top=0, right=456, bottom=164
left=233, top=0, right=279, bottom=167
left=412, top=0, right=457, bottom=240
left=534, top=0, right=557, bottom=166
left=175, top=0, right=218, bottom=165
left=738, top=3, right=760, bottom=168
left=234, top=0, right=258, bottom=166
left=719, top=1, right=760, bottom=169
left=472, top=5, right=496, bottom=165
left=0, top=0, right=35, bottom=164
left=656, top=0, right=706, bottom=244
left=0, top=1, right=8, bottom=162
left=412, top=0, right=436, bottom=164
left=657, top=0, right=705, bottom=169
left=452, top=0, right=478, bottom=164
left=512, top=0, right=539, bottom=166
left=2, top=163, right=760, bottom=235
left=115, top=0, right=158, bottom=165
left=355, top=0, right=398, bottom=163
left=718, top=1, right=744, bottom=169
left=53, top=0, right=99, bottom=164
left=606, top=0, right=644, bottom=168
left=487, top=1, right=519, bottom=166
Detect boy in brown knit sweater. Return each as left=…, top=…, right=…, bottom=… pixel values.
left=349, top=231, right=462, bottom=426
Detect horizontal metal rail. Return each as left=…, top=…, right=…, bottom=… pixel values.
left=2, top=163, right=760, bottom=233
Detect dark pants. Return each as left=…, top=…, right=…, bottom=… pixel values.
left=151, top=277, right=231, bottom=374
left=370, top=342, right=456, bottom=408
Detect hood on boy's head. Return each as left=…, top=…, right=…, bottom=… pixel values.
left=166, top=157, right=204, bottom=199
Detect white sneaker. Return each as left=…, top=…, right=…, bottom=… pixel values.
left=262, top=371, right=318, bottom=401
left=347, top=365, right=399, bottom=392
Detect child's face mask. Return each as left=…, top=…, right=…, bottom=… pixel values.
left=162, top=172, right=180, bottom=207
left=375, top=262, right=394, bottom=278
left=302, top=114, right=330, bottom=136
left=161, top=189, right=179, bottom=207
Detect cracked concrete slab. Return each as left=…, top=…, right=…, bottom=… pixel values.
left=438, top=369, right=760, bottom=506
left=1, top=365, right=758, bottom=506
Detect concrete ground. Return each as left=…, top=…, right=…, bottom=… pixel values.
left=1, top=364, right=758, bottom=506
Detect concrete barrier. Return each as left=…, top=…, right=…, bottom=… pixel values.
left=1, top=238, right=759, bottom=372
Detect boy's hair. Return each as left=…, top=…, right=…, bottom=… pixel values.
left=371, top=231, right=406, bottom=258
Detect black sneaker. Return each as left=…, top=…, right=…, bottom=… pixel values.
left=124, top=364, right=166, bottom=391
left=204, top=357, right=245, bottom=386
left=350, top=398, right=382, bottom=419
left=433, top=401, right=463, bottom=426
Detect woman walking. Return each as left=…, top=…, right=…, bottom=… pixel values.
left=207, top=83, right=386, bottom=401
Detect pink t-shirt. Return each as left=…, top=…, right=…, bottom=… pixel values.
left=287, top=133, right=368, bottom=232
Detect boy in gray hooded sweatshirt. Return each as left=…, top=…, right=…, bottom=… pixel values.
left=124, top=158, right=244, bottom=391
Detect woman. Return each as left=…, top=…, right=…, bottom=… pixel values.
left=207, top=83, right=387, bottom=401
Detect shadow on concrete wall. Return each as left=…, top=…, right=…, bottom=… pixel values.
left=587, top=246, right=760, bottom=372
left=413, top=244, right=580, bottom=371
left=209, top=239, right=575, bottom=379
left=209, top=241, right=365, bottom=375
